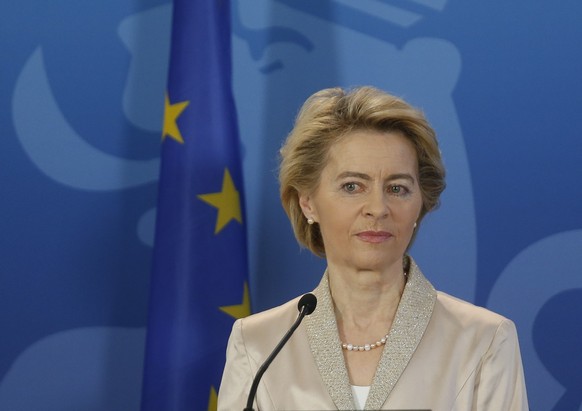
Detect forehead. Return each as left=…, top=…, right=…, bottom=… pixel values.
left=324, top=129, right=418, bottom=174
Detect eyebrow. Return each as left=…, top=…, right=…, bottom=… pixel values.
left=336, top=171, right=416, bottom=183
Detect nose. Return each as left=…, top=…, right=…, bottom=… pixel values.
left=363, top=187, right=389, bottom=219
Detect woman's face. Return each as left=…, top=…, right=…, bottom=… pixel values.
left=300, top=130, right=423, bottom=273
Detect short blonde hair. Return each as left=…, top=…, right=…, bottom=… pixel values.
left=279, top=86, right=446, bottom=257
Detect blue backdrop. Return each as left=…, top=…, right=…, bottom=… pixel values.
left=1, top=1, right=581, bottom=410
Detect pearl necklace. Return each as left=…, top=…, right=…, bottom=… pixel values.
left=341, top=332, right=390, bottom=352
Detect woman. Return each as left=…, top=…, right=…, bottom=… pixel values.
left=218, top=86, right=528, bottom=410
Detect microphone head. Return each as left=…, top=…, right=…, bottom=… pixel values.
left=297, top=293, right=317, bottom=316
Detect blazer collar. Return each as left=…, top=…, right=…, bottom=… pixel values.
left=304, top=257, right=437, bottom=410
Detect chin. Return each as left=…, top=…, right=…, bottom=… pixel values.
left=355, top=251, right=405, bottom=270
left=349, top=256, right=392, bottom=272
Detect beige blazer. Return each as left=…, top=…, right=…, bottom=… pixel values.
left=218, top=259, right=528, bottom=410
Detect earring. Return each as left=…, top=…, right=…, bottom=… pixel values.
left=413, top=222, right=417, bottom=229
left=307, top=218, right=315, bottom=225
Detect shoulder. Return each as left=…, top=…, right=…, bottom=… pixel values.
left=407, top=257, right=515, bottom=339
left=432, top=290, right=518, bottom=346
left=233, top=296, right=303, bottom=349
left=436, top=291, right=508, bottom=324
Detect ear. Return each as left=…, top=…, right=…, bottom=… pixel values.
left=299, top=192, right=318, bottom=221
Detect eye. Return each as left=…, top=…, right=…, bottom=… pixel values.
left=388, top=185, right=408, bottom=195
left=342, top=182, right=359, bottom=193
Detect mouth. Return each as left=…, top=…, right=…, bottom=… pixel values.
left=356, top=231, right=393, bottom=244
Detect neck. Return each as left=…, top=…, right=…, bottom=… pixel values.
left=328, top=260, right=406, bottom=329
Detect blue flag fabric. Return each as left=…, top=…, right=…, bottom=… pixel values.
left=141, top=0, right=249, bottom=409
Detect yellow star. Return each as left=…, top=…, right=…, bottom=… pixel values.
left=198, top=168, right=243, bottom=234
left=162, top=93, right=190, bottom=143
left=220, top=282, right=251, bottom=319
left=207, top=386, right=218, bottom=411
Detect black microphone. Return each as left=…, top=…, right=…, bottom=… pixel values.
left=243, top=293, right=317, bottom=411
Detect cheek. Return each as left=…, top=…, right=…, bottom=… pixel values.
left=396, top=200, right=422, bottom=227
left=317, top=204, right=355, bottom=236
left=409, top=192, right=424, bottom=217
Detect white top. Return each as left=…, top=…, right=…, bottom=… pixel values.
left=351, top=385, right=371, bottom=410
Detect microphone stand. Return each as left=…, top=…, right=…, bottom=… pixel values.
left=243, top=294, right=316, bottom=411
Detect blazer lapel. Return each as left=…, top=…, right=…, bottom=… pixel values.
left=305, top=272, right=355, bottom=410
left=366, top=259, right=437, bottom=410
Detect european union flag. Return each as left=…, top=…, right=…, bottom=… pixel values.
left=141, top=0, right=249, bottom=410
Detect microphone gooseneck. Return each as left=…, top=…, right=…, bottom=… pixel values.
left=243, top=293, right=318, bottom=411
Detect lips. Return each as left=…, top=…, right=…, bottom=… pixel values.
left=356, top=231, right=393, bottom=243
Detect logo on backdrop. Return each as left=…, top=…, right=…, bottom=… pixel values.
left=12, top=6, right=173, bottom=247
